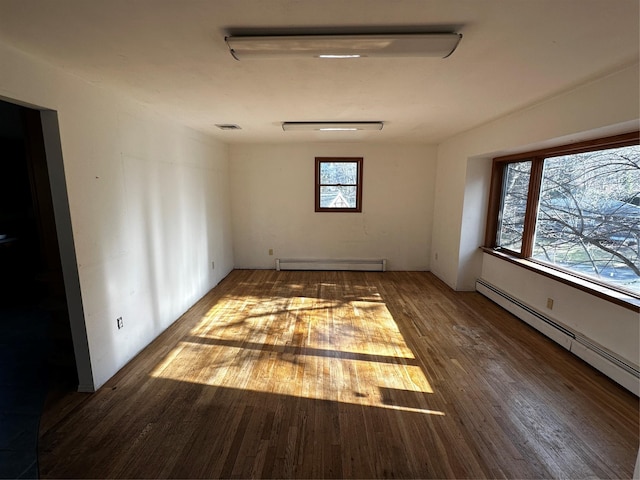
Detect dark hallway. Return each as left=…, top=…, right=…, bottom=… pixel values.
left=0, top=100, right=77, bottom=479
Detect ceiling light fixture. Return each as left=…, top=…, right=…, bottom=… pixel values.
left=282, top=122, right=384, bottom=131
left=226, top=33, right=462, bottom=60
left=318, top=54, right=362, bottom=59
left=215, top=124, right=242, bottom=130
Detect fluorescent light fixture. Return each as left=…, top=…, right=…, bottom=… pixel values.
left=282, top=122, right=384, bottom=132
left=215, top=124, right=242, bottom=130
left=226, top=33, right=462, bottom=60
left=318, top=54, right=362, bottom=59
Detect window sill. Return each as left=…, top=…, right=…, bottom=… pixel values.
left=481, top=247, right=640, bottom=312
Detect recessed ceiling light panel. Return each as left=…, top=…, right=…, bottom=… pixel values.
left=226, top=33, right=462, bottom=60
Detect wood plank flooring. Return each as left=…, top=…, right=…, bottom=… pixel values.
left=38, top=270, right=639, bottom=478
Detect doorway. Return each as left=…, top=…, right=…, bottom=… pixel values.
left=0, top=99, right=81, bottom=478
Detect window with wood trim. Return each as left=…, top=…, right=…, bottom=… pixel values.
left=315, top=157, right=363, bottom=212
left=486, top=132, right=640, bottom=296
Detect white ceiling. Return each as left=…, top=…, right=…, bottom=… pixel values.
left=0, top=0, right=638, bottom=144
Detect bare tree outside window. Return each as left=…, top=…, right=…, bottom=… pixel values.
left=497, top=161, right=531, bottom=254
left=487, top=133, right=640, bottom=297
left=532, top=146, right=639, bottom=293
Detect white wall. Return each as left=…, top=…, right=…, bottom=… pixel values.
left=0, top=42, right=234, bottom=390
left=482, top=254, right=639, bottom=367
left=230, top=143, right=436, bottom=270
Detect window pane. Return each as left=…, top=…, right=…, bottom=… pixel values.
left=532, top=145, right=640, bottom=294
left=320, top=162, right=358, bottom=185
left=320, top=186, right=357, bottom=208
left=497, top=161, right=532, bottom=253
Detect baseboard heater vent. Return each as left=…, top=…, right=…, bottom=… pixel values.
left=476, top=278, right=639, bottom=395
left=276, top=258, right=386, bottom=272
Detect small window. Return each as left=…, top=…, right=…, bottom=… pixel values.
left=315, top=157, right=363, bottom=212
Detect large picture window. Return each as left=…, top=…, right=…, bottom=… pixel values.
left=315, top=157, right=363, bottom=212
left=486, top=132, right=640, bottom=297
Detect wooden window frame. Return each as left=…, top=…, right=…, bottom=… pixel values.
left=485, top=131, right=640, bottom=310
left=315, top=157, right=363, bottom=213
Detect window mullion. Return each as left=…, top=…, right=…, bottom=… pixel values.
left=521, top=157, right=544, bottom=258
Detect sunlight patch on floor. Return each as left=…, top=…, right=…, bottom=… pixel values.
left=151, top=292, right=440, bottom=413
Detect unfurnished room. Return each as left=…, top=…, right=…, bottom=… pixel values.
left=0, top=1, right=638, bottom=479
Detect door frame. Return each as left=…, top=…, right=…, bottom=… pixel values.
left=3, top=97, right=94, bottom=391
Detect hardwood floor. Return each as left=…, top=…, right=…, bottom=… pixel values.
left=38, top=270, right=639, bottom=478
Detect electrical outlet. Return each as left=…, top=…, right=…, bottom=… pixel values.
left=211, top=261, right=215, bottom=270
left=117, top=317, right=123, bottom=329
left=546, top=298, right=554, bottom=310
left=269, top=248, right=273, bottom=256
left=434, top=252, right=438, bottom=260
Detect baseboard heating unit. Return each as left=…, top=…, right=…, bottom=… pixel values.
left=476, top=278, right=639, bottom=395
left=276, top=258, right=386, bottom=272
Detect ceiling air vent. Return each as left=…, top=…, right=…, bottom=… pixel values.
left=215, top=124, right=242, bottom=130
